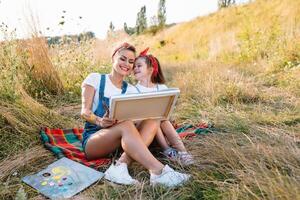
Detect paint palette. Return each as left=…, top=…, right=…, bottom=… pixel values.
left=22, top=157, right=104, bottom=199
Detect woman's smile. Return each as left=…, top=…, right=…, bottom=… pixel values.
left=119, top=64, right=130, bottom=72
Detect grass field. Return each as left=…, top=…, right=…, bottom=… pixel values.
left=0, top=0, right=299, bottom=199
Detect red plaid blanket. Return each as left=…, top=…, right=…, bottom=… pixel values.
left=40, top=122, right=214, bottom=169
left=40, top=127, right=111, bottom=169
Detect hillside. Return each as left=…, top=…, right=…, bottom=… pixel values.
left=0, top=0, right=299, bottom=199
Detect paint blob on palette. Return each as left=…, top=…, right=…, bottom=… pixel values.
left=22, top=157, right=104, bottom=199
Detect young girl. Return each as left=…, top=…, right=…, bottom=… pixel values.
left=133, top=48, right=194, bottom=166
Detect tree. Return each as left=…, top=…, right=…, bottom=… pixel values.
left=150, top=15, right=158, bottom=27
left=85, top=31, right=95, bottom=39
left=124, top=22, right=129, bottom=34
left=124, top=22, right=135, bottom=35
left=135, top=6, right=147, bottom=34
left=109, top=21, right=115, bottom=32
left=218, top=0, right=236, bottom=9
left=158, top=0, right=166, bottom=27
left=78, top=31, right=95, bottom=41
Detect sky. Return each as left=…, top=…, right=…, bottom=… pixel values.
left=0, top=0, right=246, bottom=40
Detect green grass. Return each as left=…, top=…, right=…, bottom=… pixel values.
left=0, top=0, right=300, bottom=199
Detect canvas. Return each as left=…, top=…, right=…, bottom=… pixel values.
left=22, top=157, right=104, bottom=199
left=109, top=88, right=180, bottom=121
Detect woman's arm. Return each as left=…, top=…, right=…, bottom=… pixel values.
left=81, top=84, right=117, bottom=127
left=81, top=84, right=97, bottom=123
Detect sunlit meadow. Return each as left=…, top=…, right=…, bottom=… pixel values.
left=0, top=0, right=299, bottom=199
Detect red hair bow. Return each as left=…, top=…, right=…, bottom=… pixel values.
left=139, top=47, right=149, bottom=56
left=139, top=47, right=158, bottom=77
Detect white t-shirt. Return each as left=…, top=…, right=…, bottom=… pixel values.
left=82, top=73, right=138, bottom=112
left=135, top=83, right=168, bottom=93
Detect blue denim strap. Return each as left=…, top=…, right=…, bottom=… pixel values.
left=121, top=81, right=128, bottom=94
left=99, top=74, right=106, bottom=99
left=135, top=85, right=141, bottom=93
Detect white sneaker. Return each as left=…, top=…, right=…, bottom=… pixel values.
left=150, top=165, right=190, bottom=187
left=104, top=162, right=139, bottom=185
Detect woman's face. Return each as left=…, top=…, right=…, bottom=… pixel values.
left=112, top=49, right=135, bottom=76
left=133, top=57, right=153, bottom=81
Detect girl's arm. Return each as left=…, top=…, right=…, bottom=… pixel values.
left=81, top=84, right=116, bottom=127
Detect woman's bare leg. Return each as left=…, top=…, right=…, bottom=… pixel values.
left=84, top=120, right=164, bottom=174
left=118, top=119, right=160, bottom=164
left=161, top=120, right=187, bottom=152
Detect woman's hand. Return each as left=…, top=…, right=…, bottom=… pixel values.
left=95, top=116, right=117, bottom=128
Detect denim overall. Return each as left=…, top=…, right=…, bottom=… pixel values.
left=82, top=74, right=128, bottom=151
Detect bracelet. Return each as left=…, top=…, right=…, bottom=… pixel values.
left=89, top=113, right=97, bottom=123
left=81, top=113, right=97, bottom=124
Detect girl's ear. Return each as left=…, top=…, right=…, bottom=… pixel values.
left=148, top=66, right=154, bottom=75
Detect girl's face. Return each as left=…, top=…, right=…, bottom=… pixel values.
left=133, top=57, right=153, bottom=81
left=112, top=49, right=135, bottom=76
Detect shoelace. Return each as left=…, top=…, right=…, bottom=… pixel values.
left=167, top=149, right=178, bottom=158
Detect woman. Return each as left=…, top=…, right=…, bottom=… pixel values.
left=81, top=42, right=190, bottom=187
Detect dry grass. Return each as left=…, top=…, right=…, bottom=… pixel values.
left=0, top=146, right=50, bottom=181
left=0, top=0, right=299, bottom=199
left=0, top=88, right=75, bottom=160
left=0, top=146, right=55, bottom=199
left=21, top=36, right=64, bottom=96
left=191, top=128, right=300, bottom=200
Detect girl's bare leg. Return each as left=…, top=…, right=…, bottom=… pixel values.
left=161, top=120, right=187, bottom=152
left=84, top=120, right=164, bottom=174
left=155, top=127, right=170, bottom=150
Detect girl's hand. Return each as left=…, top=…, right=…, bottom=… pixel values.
left=95, top=116, right=117, bottom=128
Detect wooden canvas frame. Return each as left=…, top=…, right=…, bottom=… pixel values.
left=109, top=88, right=180, bottom=121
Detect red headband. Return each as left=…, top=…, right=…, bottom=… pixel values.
left=139, top=48, right=158, bottom=77
left=112, top=42, right=131, bottom=59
